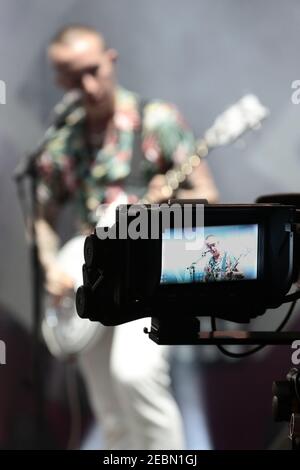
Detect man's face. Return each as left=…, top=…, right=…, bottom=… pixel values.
left=49, top=34, right=117, bottom=116
left=206, top=237, right=220, bottom=257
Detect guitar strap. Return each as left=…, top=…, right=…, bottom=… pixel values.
left=124, top=98, right=148, bottom=196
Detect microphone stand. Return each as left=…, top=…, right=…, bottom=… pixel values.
left=13, top=93, right=84, bottom=447
left=14, top=131, right=55, bottom=449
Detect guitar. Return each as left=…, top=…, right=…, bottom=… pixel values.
left=42, top=94, right=268, bottom=359
left=147, top=94, right=269, bottom=202
left=42, top=236, right=104, bottom=359
left=203, top=247, right=252, bottom=282
left=96, top=94, right=269, bottom=228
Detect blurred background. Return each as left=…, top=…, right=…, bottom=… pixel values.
left=0, top=0, right=300, bottom=450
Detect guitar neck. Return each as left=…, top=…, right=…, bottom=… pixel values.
left=134, top=95, right=268, bottom=204
left=140, top=137, right=210, bottom=204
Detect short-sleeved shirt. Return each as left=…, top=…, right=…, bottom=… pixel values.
left=204, top=252, right=238, bottom=281
left=36, top=87, right=196, bottom=227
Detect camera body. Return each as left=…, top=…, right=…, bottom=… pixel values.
left=76, top=201, right=297, bottom=327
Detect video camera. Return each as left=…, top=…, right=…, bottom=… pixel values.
left=76, top=195, right=300, bottom=345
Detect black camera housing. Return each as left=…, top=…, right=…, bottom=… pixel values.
left=76, top=201, right=297, bottom=327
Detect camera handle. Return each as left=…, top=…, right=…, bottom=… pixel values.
left=144, top=317, right=201, bottom=345
left=144, top=316, right=300, bottom=345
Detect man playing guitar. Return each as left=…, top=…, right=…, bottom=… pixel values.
left=35, top=24, right=219, bottom=450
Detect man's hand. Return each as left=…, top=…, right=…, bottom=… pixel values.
left=176, top=161, right=219, bottom=204
left=146, top=174, right=170, bottom=203
left=145, top=160, right=219, bottom=205
left=45, top=262, right=75, bottom=300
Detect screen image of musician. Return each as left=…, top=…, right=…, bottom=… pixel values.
left=161, top=224, right=258, bottom=284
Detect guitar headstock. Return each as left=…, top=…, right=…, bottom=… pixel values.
left=203, top=94, right=269, bottom=148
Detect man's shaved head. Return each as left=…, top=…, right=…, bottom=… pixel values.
left=48, top=25, right=118, bottom=121
left=50, top=24, right=106, bottom=50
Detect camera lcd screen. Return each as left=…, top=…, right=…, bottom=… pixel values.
left=160, top=224, right=258, bottom=284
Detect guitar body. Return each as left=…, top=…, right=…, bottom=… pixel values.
left=42, top=235, right=104, bottom=359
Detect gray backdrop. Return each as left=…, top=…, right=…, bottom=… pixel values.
left=1, top=0, right=300, bottom=450
left=0, top=0, right=300, bottom=328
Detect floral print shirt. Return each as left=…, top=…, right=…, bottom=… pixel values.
left=36, top=87, right=196, bottom=226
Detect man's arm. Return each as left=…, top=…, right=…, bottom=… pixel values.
left=143, top=101, right=219, bottom=204
left=224, top=254, right=244, bottom=280
left=35, top=204, right=60, bottom=270
left=146, top=160, right=218, bottom=204
left=35, top=202, right=74, bottom=297
left=176, top=160, right=219, bottom=203
left=33, top=123, right=77, bottom=296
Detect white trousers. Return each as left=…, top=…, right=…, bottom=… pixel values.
left=78, top=318, right=185, bottom=450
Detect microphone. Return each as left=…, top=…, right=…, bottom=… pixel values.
left=201, top=249, right=210, bottom=257
left=50, top=89, right=83, bottom=129
left=13, top=90, right=83, bottom=181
